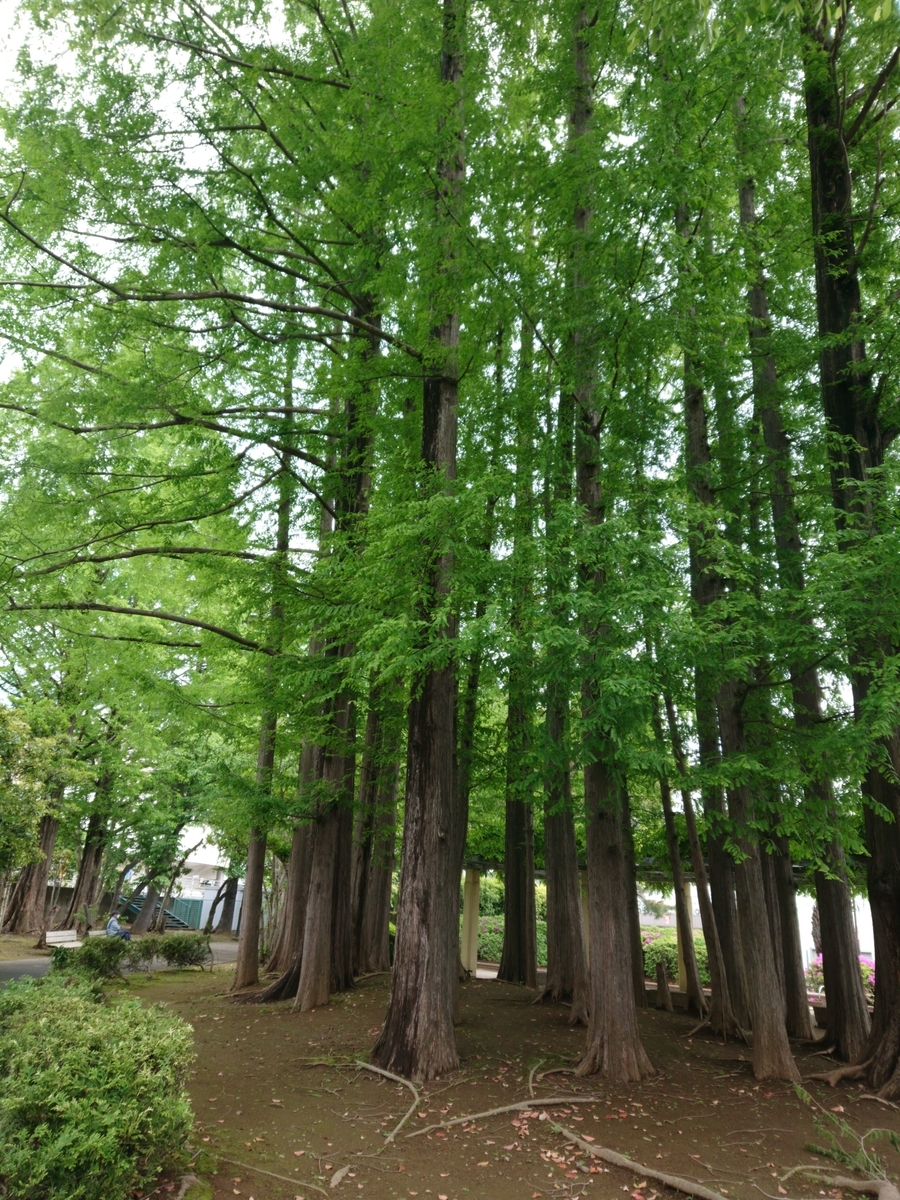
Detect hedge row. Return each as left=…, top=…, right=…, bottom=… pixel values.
left=50, top=931, right=213, bottom=979
left=0, top=975, right=194, bottom=1200
left=468, top=918, right=709, bottom=985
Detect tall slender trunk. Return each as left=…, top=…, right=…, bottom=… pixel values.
left=3, top=811, right=59, bottom=934
left=232, top=719, right=275, bottom=990
left=64, top=793, right=110, bottom=928
left=499, top=354, right=537, bottom=989
left=354, top=702, right=400, bottom=975
left=802, top=16, right=900, bottom=1094
left=132, top=884, right=161, bottom=936
left=372, top=0, right=465, bottom=1081
left=663, top=694, right=740, bottom=1037
left=737, top=96, right=867, bottom=1059
left=680, top=301, right=798, bottom=1081
left=214, top=876, right=238, bottom=935
left=538, top=334, right=588, bottom=1022
left=568, top=7, right=651, bottom=1083
left=651, top=703, right=706, bottom=1017
left=620, top=783, right=647, bottom=1010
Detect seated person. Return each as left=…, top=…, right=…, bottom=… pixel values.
left=105, top=913, right=132, bottom=942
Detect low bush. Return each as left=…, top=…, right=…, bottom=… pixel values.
left=154, top=931, right=213, bottom=970
left=50, top=931, right=212, bottom=978
left=0, top=974, right=194, bottom=1200
left=474, top=917, right=549, bottom=967
left=49, top=937, right=129, bottom=979
left=805, top=954, right=875, bottom=1004
left=641, top=927, right=710, bottom=986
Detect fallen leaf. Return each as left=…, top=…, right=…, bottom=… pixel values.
left=477, top=1161, right=489, bottom=1167
left=831, top=1107, right=845, bottom=1114
left=294, top=1150, right=305, bottom=1157
left=330, top=1166, right=350, bottom=1188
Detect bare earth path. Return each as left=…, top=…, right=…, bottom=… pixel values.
left=124, top=967, right=900, bottom=1200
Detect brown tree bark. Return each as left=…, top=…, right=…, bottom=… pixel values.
left=214, top=876, right=239, bottom=935
left=3, top=812, right=58, bottom=934
left=567, top=7, right=652, bottom=1084
left=372, top=0, right=465, bottom=1081
left=737, top=97, right=868, bottom=1060
left=802, top=15, right=900, bottom=1095
left=232, top=704, right=277, bottom=992
left=353, top=704, right=399, bottom=975
left=663, top=693, right=741, bottom=1039
left=497, top=766, right=537, bottom=987
left=621, top=783, right=648, bottom=1010
left=772, top=835, right=815, bottom=1040
left=131, top=884, right=160, bottom=936
left=63, top=802, right=109, bottom=928
left=651, top=703, right=706, bottom=1017
left=680, top=307, right=797, bottom=1080
left=536, top=308, right=588, bottom=1023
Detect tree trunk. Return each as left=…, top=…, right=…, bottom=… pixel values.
left=737, top=96, right=867, bottom=1059
left=718, top=685, right=799, bottom=1081
left=680, top=286, right=797, bottom=1079
left=536, top=280, right=587, bottom=1023
left=652, top=703, right=706, bottom=1017
left=371, top=0, right=465, bottom=1082
left=233, top=824, right=268, bottom=989
left=354, top=704, right=399, bottom=975
left=204, top=877, right=230, bottom=935
left=2, top=813, right=58, bottom=934
left=577, top=763, right=654, bottom=1080
left=131, top=885, right=160, bottom=936
left=295, top=685, right=356, bottom=1010
left=214, top=876, right=239, bottom=935
left=802, top=16, right=900, bottom=1095
left=267, top=736, right=323, bottom=975
left=567, top=5, right=651, bottom=1083
left=772, top=836, right=815, bottom=1039
left=497, top=776, right=537, bottom=987
left=664, top=693, right=740, bottom=1038
left=621, top=783, right=647, bottom=1010
left=64, top=806, right=108, bottom=929
left=538, top=716, right=589, bottom=1022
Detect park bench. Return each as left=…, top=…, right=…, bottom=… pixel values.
left=45, top=929, right=83, bottom=950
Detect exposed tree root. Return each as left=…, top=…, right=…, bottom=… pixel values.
left=806, top=1059, right=872, bottom=1087
left=685, top=1017, right=711, bottom=1037
left=532, top=988, right=589, bottom=1027
left=761, top=1169, right=900, bottom=1200
left=216, top=1155, right=328, bottom=1195
left=860, top=1093, right=900, bottom=1111
left=528, top=1059, right=545, bottom=1098
left=550, top=1122, right=733, bottom=1200
left=232, top=954, right=301, bottom=1005
left=406, top=1095, right=598, bottom=1138
left=354, top=1060, right=421, bottom=1144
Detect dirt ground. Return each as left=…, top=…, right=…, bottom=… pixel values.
left=0, top=933, right=48, bottom=960
left=122, top=964, right=900, bottom=1200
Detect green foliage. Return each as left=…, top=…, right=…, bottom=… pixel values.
left=49, top=937, right=130, bottom=979
left=50, top=932, right=212, bottom=979
left=0, top=975, right=194, bottom=1200
left=151, top=932, right=213, bottom=971
left=474, top=916, right=549, bottom=968
left=641, top=927, right=710, bottom=986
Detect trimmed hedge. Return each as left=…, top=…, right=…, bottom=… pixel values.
left=641, top=927, right=710, bottom=986
left=0, top=975, right=194, bottom=1200
left=50, top=931, right=213, bottom=979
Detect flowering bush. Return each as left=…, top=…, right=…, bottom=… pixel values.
left=804, top=954, right=875, bottom=1005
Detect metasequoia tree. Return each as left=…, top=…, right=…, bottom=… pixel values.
left=372, top=0, right=467, bottom=1081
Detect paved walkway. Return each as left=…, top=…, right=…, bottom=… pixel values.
left=0, top=938, right=240, bottom=985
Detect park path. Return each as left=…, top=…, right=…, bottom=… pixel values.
left=0, top=938, right=240, bottom=985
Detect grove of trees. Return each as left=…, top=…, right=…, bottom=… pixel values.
left=0, top=0, right=898, bottom=1091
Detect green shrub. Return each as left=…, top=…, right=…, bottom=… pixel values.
left=154, top=932, right=213, bottom=970
left=124, top=937, right=158, bottom=972
left=49, top=937, right=130, bottom=979
left=641, top=927, right=710, bottom=986
left=471, top=917, right=549, bottom=967
left=0, top=975, right=194, bottom=1200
